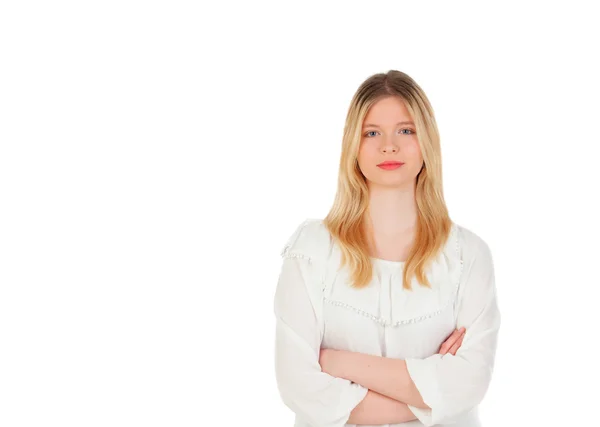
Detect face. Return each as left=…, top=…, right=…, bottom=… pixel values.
left=357, top=96, right=423, bottom=190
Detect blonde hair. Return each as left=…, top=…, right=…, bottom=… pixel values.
left=323, top=70, right=453, bottom=290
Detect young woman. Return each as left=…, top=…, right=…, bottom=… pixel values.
left=274, top=70, right=501, bottom=427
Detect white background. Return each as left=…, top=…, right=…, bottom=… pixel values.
left=1, top=1, right=599, bottom=426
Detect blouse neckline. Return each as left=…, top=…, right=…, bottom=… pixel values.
left=370, top=256, right=406, bottom=266
left=366, top=223, right=458, bottom=268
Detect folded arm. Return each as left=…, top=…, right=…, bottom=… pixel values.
left=319, top=235, right=501, bottom=426
left=319, top=349, right=429, bottom=408
left=347, top=390, right=418, bottom=425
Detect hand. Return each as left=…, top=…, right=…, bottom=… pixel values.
left=438, top=327, right=466, bottom=355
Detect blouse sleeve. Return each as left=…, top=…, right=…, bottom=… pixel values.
left=403, top=230, right=502, bottom=426
left=274, top=222, right=368, bottom=427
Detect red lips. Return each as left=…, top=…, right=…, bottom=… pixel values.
left=377, top=161, right=404, bottom=171
left=377, top=161, right=404, bottom=166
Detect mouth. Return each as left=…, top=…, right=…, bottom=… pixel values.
left=377, top=162, right=404, bottom=170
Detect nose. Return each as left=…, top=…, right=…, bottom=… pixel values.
left=381, top=137, right=398, bottom=153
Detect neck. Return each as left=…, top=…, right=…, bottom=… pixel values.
left=365, top=182, right=417, bottom=235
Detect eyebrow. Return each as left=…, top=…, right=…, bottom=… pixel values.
left=363, top=121, right=415, bottom=128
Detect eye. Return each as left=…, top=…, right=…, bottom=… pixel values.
left=364, top=129, right=415, bottom=137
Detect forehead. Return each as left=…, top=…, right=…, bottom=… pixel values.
left=363, top=96, right=413, bottom=126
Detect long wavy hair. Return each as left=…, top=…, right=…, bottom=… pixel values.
left=323, top=70, right=453, bottom=290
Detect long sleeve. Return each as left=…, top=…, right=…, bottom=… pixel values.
left=274, top=250, right=368, bottom=427
left=404, top=231, right=502, bottom=426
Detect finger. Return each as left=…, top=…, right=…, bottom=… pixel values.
left=447, top=330, right=465, bottom=355
left=449, top=335, right=464, bottom=355
left=439, top=329, right=463, bottom=354
left=449, top=331, right=465, bottom=355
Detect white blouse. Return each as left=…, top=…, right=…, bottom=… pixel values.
left=273, top=218, right=501, bottom=427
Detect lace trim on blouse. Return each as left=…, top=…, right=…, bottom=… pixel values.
left=323, top=289, right=455, bottom=326
left=280, top=250, right=312, bottom=263
left=280, top=220, right=464, bottom=327
left=280, top=219, right=314, bottom=263
left=324, top=224, right=464, bottom=327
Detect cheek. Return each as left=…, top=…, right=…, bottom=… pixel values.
left=405, top=139, right=423, bottom=160
left=407, top=137, right=421, bottom=151
left=357, top=142, right=376, bottom=164
left=358, top=144, right=370, bottom=167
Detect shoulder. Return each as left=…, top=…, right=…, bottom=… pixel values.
left=454, top=221, right=494, bottom=266
left=280, top=218, right=332, bottom=262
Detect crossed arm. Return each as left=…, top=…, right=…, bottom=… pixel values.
left=320, top=324, right=467, bottom=424
left=342, top=389, right=419, bottom=425
left=321, top=349, right=428, bottom=404
left=275, top=227, right=500, bottom=427
left=320, top=349, right=425, bottom=424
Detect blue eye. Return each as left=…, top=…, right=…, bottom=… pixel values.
left=363, top=129, right=415, bottom=137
